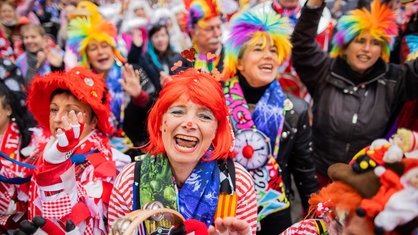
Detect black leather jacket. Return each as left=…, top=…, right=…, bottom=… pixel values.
left=292, top=3, right=418, bottom=175
left=278, top=93, right=318, bottom=211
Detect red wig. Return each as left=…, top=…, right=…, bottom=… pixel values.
left=144, top=68, right=233, bottom=161
left=308, top=181, right=363, bottom=219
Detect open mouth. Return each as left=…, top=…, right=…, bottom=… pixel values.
left=259, top=64, right=273, bottom=72
left=174, top=134, right=199, bottom=150
left=357, top=55, right=371, bottom=62
left=98, top=58, right=110, bottom=64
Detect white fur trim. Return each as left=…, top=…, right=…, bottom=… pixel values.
left=402, top=167, right=418, bottom=185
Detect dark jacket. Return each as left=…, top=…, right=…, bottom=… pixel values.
left=143, top=49, right=180, bottom=92
left=279, top=93, right=318, bottom=211
left=291, top=3, right=418, bottom=175
left=230, top=76, right=318, bottom=234
left=123, top=63, right=158, bottom=152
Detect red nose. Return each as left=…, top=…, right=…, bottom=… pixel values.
left=242, top=145, right=254, bottom=159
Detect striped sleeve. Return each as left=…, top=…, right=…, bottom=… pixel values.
left=108, top=162, right=135, bottom=228
left=234, top=162, right=258, bottom=235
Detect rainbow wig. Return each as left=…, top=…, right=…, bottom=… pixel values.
left=187, top=0, right=220, bottom=31
left=67, top=17, right=126, bottom=68
left=222, top=4, right=292, bottom=79
left=144, top=68, right=233, bottom=161
left=330, top=0, right=398, bottom=62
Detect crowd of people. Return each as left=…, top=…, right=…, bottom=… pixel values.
left=0, top=0, right=417, bottom=234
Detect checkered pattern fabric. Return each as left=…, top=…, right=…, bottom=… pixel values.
left=42, top=194, right=72, bottom=219
left=0, top=214, right=10, bottom=225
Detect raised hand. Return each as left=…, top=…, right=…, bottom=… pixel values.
left=55, top=110, right=84, bottom=153
left=44, top=110, right=84, bottom=164
left=120, top=63, right=142, bottom=98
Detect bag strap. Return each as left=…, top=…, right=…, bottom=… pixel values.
left=133, top=159, right=142, bottom=210
left=215, top=158, right=237, bottom=218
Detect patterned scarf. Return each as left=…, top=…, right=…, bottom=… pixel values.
left=102, top=62, right=125, bottom=131
left=139, top=154, right=219, bottom=226
left=193, top=46, right=220, bottom=73
left=224, top=77, right=289, bottom=221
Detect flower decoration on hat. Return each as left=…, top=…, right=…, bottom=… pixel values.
left=27, top=66, right=113, bottom=135
left=186, top=0, right=220, bottom=32
left=330, top=0, right=398, bottom=62
left=222, top=4, right=292, bottom=79
left=67, top=17, right=126, bottom=68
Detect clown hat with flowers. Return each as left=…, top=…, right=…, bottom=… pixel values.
left=27, top=66, right=113, bottom=135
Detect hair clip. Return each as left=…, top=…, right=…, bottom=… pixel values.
left=170, top=60, right=183, bottom=72
left=207, top=52, right=216, bottom=62
left=181, top=48, right=196, bottom=62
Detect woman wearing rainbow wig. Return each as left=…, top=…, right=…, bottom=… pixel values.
left=292, top=0, right=418, bottom=188
left=222, top=4, right=318, bottom=235
left=67, top=16, right=157, bottom=154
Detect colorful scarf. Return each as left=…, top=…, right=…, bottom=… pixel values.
left=104, top=62, right=125, bottom=131
left=224, top=77, right=289, bottom=221
left=193, top=46, right=219, bottom=73
left=139, top=154, right=219, bottom=227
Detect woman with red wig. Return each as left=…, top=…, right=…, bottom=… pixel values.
left=108, top=68, right=257, bottom=235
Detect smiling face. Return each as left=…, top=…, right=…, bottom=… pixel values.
left=160, top=95, right=218, bottom=167
left=345, top=32, right=382, bottom=74
left=0, top=3, right=16, bottom=24
left=86, top=40, right=114, bottom=74
left=237, top=37, right=279, bottom=87
left=21, top=27, right=45, bottom=53
left=49, top=92, right=97, bottom=139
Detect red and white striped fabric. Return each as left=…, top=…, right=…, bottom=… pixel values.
left=280, top=219, right=326, bottom=235
left=108, top=162, right=258, bottom=234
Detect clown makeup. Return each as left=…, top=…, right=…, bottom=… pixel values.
left=49, top=92, right=97, bottom=140
left=86, top=40, right=114, bottom=74
left=160, top=95, right=218, bottom=170
left=344, top=32, right=382, bottom=74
